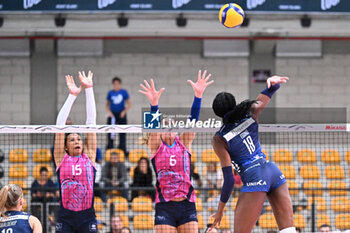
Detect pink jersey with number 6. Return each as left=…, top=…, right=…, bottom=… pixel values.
left=151, top=136, right=196, bottom=204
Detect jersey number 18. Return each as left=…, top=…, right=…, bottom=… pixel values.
left=243, top=136, right=255, bottom=154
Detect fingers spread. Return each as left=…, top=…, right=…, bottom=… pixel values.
left=140, top=84, right=148, bottom=91
left=205, top=73, right=212, bottom=81
left=202, top=70, right=207, bottom=79
left=144, top=80, right=151, bottom=89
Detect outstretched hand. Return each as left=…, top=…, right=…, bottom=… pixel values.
left=267, top=76, right=289, bottom=88
left=187, top=70, right=214, bottom=98
left=65, top=75, right=82, bottom=96
left=138, top=79, right=165, bottom=106
left=79, top=71, right=94, bottom=88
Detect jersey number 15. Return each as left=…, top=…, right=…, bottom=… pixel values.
left=72, top=165, right=82, bottom=176
left=243, top=136, right=256, bottom=154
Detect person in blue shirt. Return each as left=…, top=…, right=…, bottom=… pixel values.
left=209, top=76, right=296, bottom=233
left=106, top=77, right=131, bottom=153
left=0, top=184, right=42, bottom=233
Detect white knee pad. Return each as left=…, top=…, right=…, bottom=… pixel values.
left=280, top=227, right=296, bottom=233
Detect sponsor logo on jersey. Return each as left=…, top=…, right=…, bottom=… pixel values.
left=240, top=130, right=249, bottom=139
left=280, top=174, right=286, bottom=180
left=247, top=0, right=266, bottom=10
left=23, top=0, right=42, bottom=9
left=321, top=0, right=340, bottom=10
left=246, top=179, right=267, bottom=187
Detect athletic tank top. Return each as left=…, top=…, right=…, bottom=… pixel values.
left=216, top=116, right=266, bottom=173
left=151, top=136, right=195, bottom=204
left=0, top=211, right=32, bottom=233
left=56, top=153, right=96, bottom=212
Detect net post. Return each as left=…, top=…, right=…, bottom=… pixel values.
left=311, top=191, right=316, bottom=232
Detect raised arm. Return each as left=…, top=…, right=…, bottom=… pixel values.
left=208, top=135, right=234, bottom=232
left=180, top=70, right=214, bottom=149
left=79, top=71, right=97, bottom=166
left=138, top=79, right=165, bottom=154
left=54, top=75, right=82, bottom=167
left=251, top=76, right=288, bottom=120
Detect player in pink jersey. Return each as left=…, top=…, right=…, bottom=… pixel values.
left=54, top=71, right=98, bottom=233
left=139, top=70, right=214, bottom=233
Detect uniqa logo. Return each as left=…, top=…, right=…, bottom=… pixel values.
left=321, top=0, right=340, bottom=10
left=98, top=0, right=117, bottom=9
left=23, top=0, right=42, bottom=9
left=247, top=0, right=266, bottom=10
left=246, top=179, right=267, bottom=186
left=172, top=0, right=191, bottom=9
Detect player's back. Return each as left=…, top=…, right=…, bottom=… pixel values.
left=216, top=116, right=265, bottom=173
left=0, top=211, right=32, bottom=233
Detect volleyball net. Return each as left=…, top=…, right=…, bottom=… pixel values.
left=0, top=124, right=350, bottom=233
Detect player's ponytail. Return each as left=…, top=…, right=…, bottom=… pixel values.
left=0, top=184, right=23, bottom=218
left=0, top=185, right=9, bottom=218
left=138, top=133, right=150, bottom=145
left=212, top=92, right=256, bottom=124
left=223, top=99, right=256, bottom=124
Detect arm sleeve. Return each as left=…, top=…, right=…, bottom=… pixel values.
left=189, top=96, right=202, bottom=121
left=220, top=166, right=234, bottom=203
left=85, top=87, right=96, bottom=125
left=56, top=94, right=76, bottom=125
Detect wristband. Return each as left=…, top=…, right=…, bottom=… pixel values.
left=150, top=105, right=159, bottom=113
left=260, top=84, right=280, bottom=98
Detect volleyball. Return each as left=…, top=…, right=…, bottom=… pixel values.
left=219, top=3, right=245, bottom=28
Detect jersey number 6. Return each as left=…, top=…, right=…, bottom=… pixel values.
left=170, top=155, right=177, bottom=166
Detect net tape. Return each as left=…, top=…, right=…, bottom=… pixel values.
left=0, top=123, right=349, bottom=133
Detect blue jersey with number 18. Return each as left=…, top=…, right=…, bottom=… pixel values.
left=0, top=211, right=32, bottom=233
left=216, top=116, right=266, bottom=173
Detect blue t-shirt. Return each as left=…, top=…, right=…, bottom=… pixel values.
left=106, top=89, right=129, bottom=113
left=0, top=211, right=33, bottom=233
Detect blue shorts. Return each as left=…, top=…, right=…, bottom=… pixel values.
left=56, top=208, right=98, bottom=233
left=240, top=160, right=286, bottom=194
left=155, top=200, right=198, bottom=227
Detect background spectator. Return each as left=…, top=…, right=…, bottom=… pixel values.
left=106, top=77, right=131, bottom=154
left=31, top=166, right=56, bottom=203
left=31, top=166, right=56, bottom=220
left=295, top=227, right=301, bottom=233
left=319, top=224, right=332, bottom=232
left=131, top=157, right=155, bottom=201
left=103, top=152, right=128, bottom=199
left=109, top=214, right=122, bottom=233
left=191, top=163, right=202, bottom=189
left=121, top=227, right=132, bottom=233
left=205, top=162, right=222, bottom=197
